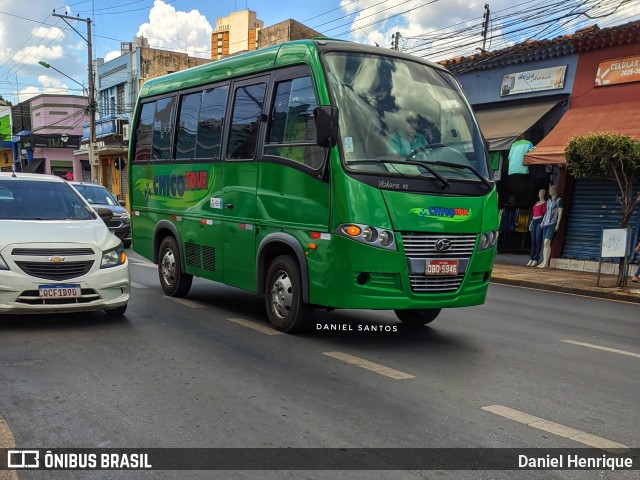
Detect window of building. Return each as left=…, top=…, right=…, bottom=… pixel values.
left=117, top=84, right=125, bottom=114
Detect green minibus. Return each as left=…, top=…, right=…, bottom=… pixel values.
left=129, top=39, right=498, bottom=332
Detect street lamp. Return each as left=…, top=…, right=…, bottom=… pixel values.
left=38, top=60, right=87, bottom=95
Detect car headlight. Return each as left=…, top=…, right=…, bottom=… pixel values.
left=101, top=245, right=127, bottom=268
left=120, top=213, right=130, bottom=224
left=478, top=230, right=498, bottom=251
left=0, top=254, right=8, bottom=270
left=336, top=223, right=396, bottom=251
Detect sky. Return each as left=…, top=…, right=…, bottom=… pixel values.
left=1, top=0, right=639, bottom=104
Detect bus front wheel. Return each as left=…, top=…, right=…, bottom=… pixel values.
left=158, top=236, right=193, bottom=297
left=265, top=255, right=310, bottom=333
left=394, top=308, right=441, bottom=326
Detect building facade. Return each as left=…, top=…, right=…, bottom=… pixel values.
left=9, top=94, right=88, bottom=180
left=257, top=19, right=321, bottom=48
left=442, top=21, right=640, bottom=270
left=0, top=105, right=13, bottom=172
left=211, top=10, right=264, bottom=60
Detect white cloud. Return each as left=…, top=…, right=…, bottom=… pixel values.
left=31, top=26, right=64, bottom=40
left=136, top=0, right=213, bottom=58
left=104, top=51, right=122, bottom=63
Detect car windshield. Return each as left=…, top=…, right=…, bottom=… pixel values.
left=323, top=52, right=490, bottom=182
left=0, top=179, right=94, bottom=221
left=73, top=184, right=119, bottom=206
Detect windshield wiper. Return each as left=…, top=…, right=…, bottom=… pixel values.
left=345, top=159, right=449, bottom=188
left=427, top=160, right=492, bottom=189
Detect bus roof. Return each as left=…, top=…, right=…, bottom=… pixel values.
left=138, top=38, right=448, bottom=99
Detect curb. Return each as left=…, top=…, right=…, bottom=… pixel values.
left=490, top=276, right=640, bottom=304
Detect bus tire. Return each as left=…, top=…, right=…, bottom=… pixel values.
left=394, top=308, right=440, bottom=326
left=265, top=255, right=310, bottom=333
left=158, top=236, right=193, bottom=297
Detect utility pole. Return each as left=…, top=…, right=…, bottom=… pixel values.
left=52, top=11, right=98, bottom=184
left=481, top=3, right=491, bottom=53
left=392, top=31, right=402, bottom=51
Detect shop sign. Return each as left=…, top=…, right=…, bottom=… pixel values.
left=32, top=134, right=81, bottom=149
left=500, top=65, right=567, bottom=96
left=595, top=55, right=640, bottom=87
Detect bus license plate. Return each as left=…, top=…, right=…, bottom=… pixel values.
left=426, top=260, right=458, bottom=276
left=39, top=284, right=81, bottom=299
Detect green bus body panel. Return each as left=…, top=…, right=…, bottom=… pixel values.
left=304, top=234, right=495, bottom=309
left=257, top=162, right=329, bottom=230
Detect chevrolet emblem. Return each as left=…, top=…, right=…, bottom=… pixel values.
left=48, top=256, right=65, bottom=263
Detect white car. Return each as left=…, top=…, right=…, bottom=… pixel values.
left=0, top=172, right=130, bottom=316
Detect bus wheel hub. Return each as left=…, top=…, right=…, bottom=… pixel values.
left=271, top=271, right=293, bottom=319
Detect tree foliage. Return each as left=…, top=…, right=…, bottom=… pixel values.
left=0, top=94, right=12, bottom=106
left=565, top=132, right=640, bottom=286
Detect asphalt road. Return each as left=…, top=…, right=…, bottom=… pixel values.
left=0, top=252, right=638, bottom=480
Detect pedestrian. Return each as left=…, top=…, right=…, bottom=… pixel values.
left=631, top=240, right=640, bottom=282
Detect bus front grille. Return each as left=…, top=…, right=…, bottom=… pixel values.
left=400, top=233, right=477, bottom=293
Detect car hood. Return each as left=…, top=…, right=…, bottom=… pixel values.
left=0, top=219, right=120, bottom=251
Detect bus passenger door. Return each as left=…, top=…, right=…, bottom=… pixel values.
left=219, top=77, right=268, bottom=291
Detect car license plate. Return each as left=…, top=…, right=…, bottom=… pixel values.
left=38, top=284, right=81, bottom=299
left=426, top=260, right=458, bottom=276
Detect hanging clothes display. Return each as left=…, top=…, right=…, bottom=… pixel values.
left=508, top=139, right=534, bottom=175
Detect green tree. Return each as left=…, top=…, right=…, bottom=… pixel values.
left=564, top=132, right=640, bottom=287
left=0, top=94, right=12, bottom=106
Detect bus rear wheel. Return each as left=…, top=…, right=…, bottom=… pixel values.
left=265, top=255, right=310, bottom=333
left=394, top=308, right=441, bottom=326
left=158, top=236, right=193, bottom=297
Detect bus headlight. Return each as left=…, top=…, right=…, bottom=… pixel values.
left=478, top=230, right=498, bottom=251
left=336, top=223, right=396, bottom=251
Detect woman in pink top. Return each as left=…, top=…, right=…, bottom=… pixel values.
left=527, top=189, right=547, bottom=267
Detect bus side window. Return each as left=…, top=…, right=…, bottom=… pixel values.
left=264, top=76, right=325, bottom=170
left=176, top=86, right=228, bottom=161
left=151, top=96, right=177, bottom=161
left=227, top=83, right=266, bottom=160
left=134, top=102, right=155, bottom=161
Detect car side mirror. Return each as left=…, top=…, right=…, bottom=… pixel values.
left=118, top=199, right=126, bottom=207
left=315, top=105, right=338, bottom=149
left=96, top=207, right=113, bottom=223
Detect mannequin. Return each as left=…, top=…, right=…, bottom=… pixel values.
left=526, top=189, right=546, bottom=267
left=537, top=184, right=563, bottom=268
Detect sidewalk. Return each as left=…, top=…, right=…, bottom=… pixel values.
left=491, top=254, right=640, bottom=304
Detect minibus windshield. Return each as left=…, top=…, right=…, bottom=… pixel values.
left=324, top=52, right=490, bottom=182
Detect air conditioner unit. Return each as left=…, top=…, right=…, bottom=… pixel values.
left=122, top=123, right=131, bottom=142
left=115, top=118, right=129, bottom=136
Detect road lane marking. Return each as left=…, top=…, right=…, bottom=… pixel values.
left=130, top=281, right=148, bottom=289
left=128, top=259, right=156, bottom=269
left=162, top=296, right=205, bottom=309
left=482, top=405, right=628, bottom=452
left=0, top=414, right=19, bottom=480
left=561, top=340, right=640, bottom=359
left=323, top=352, right=414, bottom=380
left=227, top=318, right=284, bottom=336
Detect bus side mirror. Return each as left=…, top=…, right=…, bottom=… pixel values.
left=315, top=106, right=338, bottom=148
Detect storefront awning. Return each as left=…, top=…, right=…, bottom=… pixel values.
left=22, top=158, right=44, bottom=173
left=524, top=101, right=640, bottom=165
left=474, top=100, right=560, bottom=151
